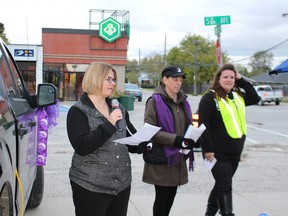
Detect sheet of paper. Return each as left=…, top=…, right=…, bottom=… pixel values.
left=113, top=123, right=161, bottom=146
left=203, top=157, right=217, bottom=170
left=184, top=123, right=206, bottom=142
left=180, top=124, right=206, bottom=155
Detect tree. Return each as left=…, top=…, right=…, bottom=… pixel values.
left=166, top=34, right=228, bottom=86
left=248, top=51, right=273, bottom=77
left=127, top=52, right=165, bottom=86
left=126, top=34, right=233, bottom=93
left=125, top=71, right=138, bottom=84
left=0, top=23, right=10, bottom=44
left=140, top=52, right=165, bottom=85
left=125, top=59, right=139, bottom=83
left=235, top=64, right=249, bottom=77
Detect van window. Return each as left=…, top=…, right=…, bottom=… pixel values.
left=264, top=87, right=272, bottom=91
left=0, top=49, right=15, bottom=95
left=0, top=46, right=31, bottom=116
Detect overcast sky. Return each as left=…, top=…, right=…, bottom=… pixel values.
left=1, top=0, right=288, bottom=68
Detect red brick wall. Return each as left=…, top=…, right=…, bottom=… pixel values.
left=42, top=29, right=128, bottom=65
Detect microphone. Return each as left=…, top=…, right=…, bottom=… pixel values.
left=111, top=99, right=123, bottom=132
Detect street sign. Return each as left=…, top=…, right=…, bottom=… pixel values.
left=214, top=25, right=222, bottom=36
left=204, top=16, right=231, bottom=26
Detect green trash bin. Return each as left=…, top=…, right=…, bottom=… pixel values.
left=119, top=96, right=134, bottom=111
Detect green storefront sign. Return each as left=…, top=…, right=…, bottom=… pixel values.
left=99, top=17, right=122, bottom=42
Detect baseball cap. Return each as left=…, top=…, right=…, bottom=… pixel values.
left=161, top=66, right=186, bottom=79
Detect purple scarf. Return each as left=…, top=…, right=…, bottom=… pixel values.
left=153, top=94, right=195, bottom=171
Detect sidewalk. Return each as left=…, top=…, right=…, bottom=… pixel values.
left=129, top=192, right=287, bottom=216
left=27, top=191, right=287, bottom=216
left=26, top=98, right=288, bottom=216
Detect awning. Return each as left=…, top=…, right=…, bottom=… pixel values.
left=269, top=59, right=288, bottom=75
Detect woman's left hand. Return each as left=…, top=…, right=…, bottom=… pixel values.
left=235, top=72, right=242, bottom=80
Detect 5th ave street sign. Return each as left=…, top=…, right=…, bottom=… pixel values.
left=204, top=16, right=231, bottom=26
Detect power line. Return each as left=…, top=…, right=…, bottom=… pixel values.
left=231, top=38, right=288, bottom=63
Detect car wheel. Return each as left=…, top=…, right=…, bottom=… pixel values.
left=138, top=97, right=142, bottom=102
left=26, top=166, right=44, bottom=209
left=275, top=100, right=280, bottom=105
left=259, top=99, right=264, bottom=106
left=0, top=183, right=14, bottom=216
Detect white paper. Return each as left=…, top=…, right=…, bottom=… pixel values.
left=180, top=124, right=206, bottom=154
left=184, top=123, right=206, bottom=142
left=113, top=123, right=161, bottom=146
left=203, top=157, right=217, bottom=170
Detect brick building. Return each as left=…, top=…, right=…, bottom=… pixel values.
left=9, top=9, right=130, bottom=101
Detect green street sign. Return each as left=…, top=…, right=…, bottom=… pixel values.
left=204, top=16, right=231, bottom=26
left=99, top=17, right=122, bottom=42
left=214, top=25, right=222, bottom=35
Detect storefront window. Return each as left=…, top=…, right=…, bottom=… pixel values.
left=43, top=63, right=86, bottom=101
left=43, top=63, right=64, bottom=100
left=16, top=61, right=36, bottom=94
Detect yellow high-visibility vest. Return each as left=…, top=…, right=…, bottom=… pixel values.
left=217, top=92, right=247, bottom=138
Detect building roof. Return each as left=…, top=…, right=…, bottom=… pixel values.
left=250, top=73, right=288, bottom=84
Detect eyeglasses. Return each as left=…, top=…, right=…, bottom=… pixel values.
left=105, top=77, right=117, bottom=84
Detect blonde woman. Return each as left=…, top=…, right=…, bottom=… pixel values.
left=67, top=62, right=150, bottom=216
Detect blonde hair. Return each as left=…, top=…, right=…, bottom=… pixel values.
left=82, top=62, right=117, bottom=94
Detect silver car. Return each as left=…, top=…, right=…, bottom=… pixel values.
left=124, top=83, right=143, bottom=102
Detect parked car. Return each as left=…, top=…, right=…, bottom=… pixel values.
left=124, top=83, right=142, bottom=102
left=254, top=85, right=284, bottom=105
left=0, top=37, right=57, bottom=215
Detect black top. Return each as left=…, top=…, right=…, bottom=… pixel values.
left=66, top=93, right=138, bottom=156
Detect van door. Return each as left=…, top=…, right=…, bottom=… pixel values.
left=1, top=45, right=38, bottom=210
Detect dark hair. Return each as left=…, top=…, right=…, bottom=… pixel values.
left=208, top=63, right=242, bottom=99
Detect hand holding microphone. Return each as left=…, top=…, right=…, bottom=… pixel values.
left=111, top=99, right=123, bottom=132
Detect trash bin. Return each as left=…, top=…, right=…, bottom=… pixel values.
left=119, top=96, right=134, bottom=111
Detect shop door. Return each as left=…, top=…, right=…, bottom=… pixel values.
left=76, top=73, right=84, bottom=101
left=64, top=72, right=76, bottom=100
left=64, top=72, right=84, bottom=101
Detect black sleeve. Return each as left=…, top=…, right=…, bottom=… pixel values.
left=125, top=110, right=137, bottom=136
left=124, top=110, right=139, bottom=153
left=66, top=106, right=116, bottom=156
left=237, top=78, right=260, bottom=106
left=198, top=93, right=217, bottom=153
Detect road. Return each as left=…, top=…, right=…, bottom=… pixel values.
left=26, top=90, right=288, bottom=215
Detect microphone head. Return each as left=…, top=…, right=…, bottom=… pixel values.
left=111, top=99, right=119, bottom=109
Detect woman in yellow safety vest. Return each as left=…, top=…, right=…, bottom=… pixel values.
left=198, top=63, right=260, bottom=216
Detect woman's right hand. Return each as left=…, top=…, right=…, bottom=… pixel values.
left=204, top=152, right=215, bottom=162
left=109, top=109, right=123, bottom=126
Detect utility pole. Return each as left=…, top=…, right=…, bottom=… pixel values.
left=164, top=34, right=167, bottom=67
left=193, top=40, right=199, bottom=95
left=138, top=48, right=141, bottom=86
left=180, top=41, right=199, bottom=95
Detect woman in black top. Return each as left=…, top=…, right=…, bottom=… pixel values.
left=67, top=62, right=150, bottom=216
left=198, top=64, right=259, bottom=216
